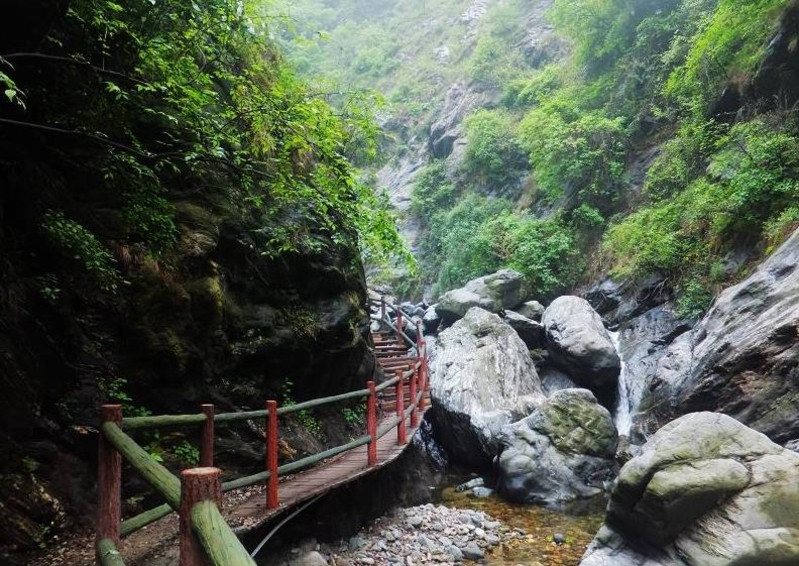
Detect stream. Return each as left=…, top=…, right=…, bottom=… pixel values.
left=435, top=478, right=604, bottom=566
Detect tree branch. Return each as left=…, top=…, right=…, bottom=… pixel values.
left=1, top=52, right=148, bottom=86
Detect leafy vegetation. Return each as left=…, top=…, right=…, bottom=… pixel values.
left=2, top=0, right=408, bottom=287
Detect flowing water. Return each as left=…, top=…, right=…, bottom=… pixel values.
left=608, top=331, right=632, bottom=437
left=435, top=478, right=604, bottom=566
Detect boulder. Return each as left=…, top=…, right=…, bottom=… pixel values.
left=543, top=296, right=621, bottom=406
left=540, top=368, right=579, bottom=396
left=581, top=412, right=799, bottom=566
left=497, top=389, right=618, bottom=506
left=637, top=229, right=799, bottom=443
left=516, top=300, right=546, bottom=322
left=423, top=305, right=442, bottom=334
left=429, top=307, right=545, bottom=469
left=437, top=270, right=527, bottom=323
left=503, top=311, right=544, bottom=349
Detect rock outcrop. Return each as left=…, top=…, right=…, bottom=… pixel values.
left=502, top=311, right=544, bottom=349
left=497, top=389, right=618, bottom=506
left=429, top=308, right=544, bottom=469
left=581, top=412, right=799, bottom=566
left=637, top=229, right=799, bottom=443
left=437, top=270, right=527, bottom=324
left=543, top=296, right=621, bottom=406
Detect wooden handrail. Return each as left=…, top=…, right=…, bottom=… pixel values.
left=101, top=421, right=181, bottom=509
left=192, top=500, right=255, bottom=566
left=96, top=308, right=430, bottom=565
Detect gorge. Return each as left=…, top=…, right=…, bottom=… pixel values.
left=2, top=1, right=799, bottom=566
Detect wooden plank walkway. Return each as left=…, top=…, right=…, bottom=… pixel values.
left=231, top=401, right=429, bottom=529
left=116, top=330, right=424, bottom=565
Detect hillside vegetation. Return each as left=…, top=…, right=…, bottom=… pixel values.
left=278, top=0, right=799, bottom=316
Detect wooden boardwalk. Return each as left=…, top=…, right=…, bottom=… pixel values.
left=231, top=402, right=429, bottom=529
left=115, top=328, right=426, bottom=566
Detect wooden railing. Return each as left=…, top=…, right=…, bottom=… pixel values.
left=95, top=297, right=428, bottom=566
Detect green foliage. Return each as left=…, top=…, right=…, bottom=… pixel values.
left=41, top=211, right=119, bottom=290
left=463, top=110, right=527, bottom=189
left=342, top=402, right=365, bottom=426
left=666, top=0, right=787, bottom=114
left=519, top=106, right=627, bottom=208
left=411, top=162, right=457, bottom=225
left=4, top=0, right=408, bottom=285
left=677, top=279, right=714, bottom=319
left=605, top=114, right=799, bottom=315
left=424, top=194, right=512, bottom=295
left=484, top=212, right=582, bottom=297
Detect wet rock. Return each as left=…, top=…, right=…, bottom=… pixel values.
left=461, top=543, right=485, bottom=561
left=637, top=228, right=799, bottom=443
left=543, top=296, right=620, bottom=407
left=515, top=300, right=546, bottom=322
left=430, top=308, right=545, bottom=468
left=502, top=311, right=544, bottom=349
left=470, top=487, right=494, bottom=499
left=285, top=551, right=328, bottom=566
left=497, top=389, right=618, bottom=506
left=437, top=270, right=527, bottom=324
left=455, top=477, right=485, bottom=492
left=423, top=306, right=442, bottom=334
left=540, top=368, right=579, bottom=397
left=581, top=412, right=799, bottom=566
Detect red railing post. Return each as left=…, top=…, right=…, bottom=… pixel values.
left=266, top=400, right=279, bottom=510
left=179, top=467, right=221, bottom=566
left=200, top=404, right=214, bottom=468
left=410, top=364, right=419, bottom=429
left=97, top=404, right=122, bottom=547
left=395, top=370, right=407, bottom=444
left=418, top=341, right=427, bottom=411
left=367, top=380, right=377, bottom=466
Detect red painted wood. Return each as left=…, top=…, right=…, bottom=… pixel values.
left=409, top=366, right=418, bottom=429
left=97, top=404, right=122, bottom=547
left=179, top=467, right=221, bottom=566
left=266, top=400, right=279, bottom=509
left=200, top=404, right=214, bottom=468
left=367, top=380, right=377, bottom=466
left=395, top=371, right=406, bottom=444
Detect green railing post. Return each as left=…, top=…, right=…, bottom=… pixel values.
left=180, top=467, right=221, bottom=566
left=200, top=404, right=214, bottom=468
left=97, top=404, right=122, bottom=549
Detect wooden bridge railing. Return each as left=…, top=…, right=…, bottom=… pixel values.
left=95, top=297, right=428, bottom=566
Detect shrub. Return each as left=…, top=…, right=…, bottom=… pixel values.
left=463, top=109, right=528, bottom=189
left=519, top=105, right=628, bottom=209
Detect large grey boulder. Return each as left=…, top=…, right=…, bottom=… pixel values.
left=543, top=296, right=621, bottom=406
left=429, top=307, right=545, bottom=469
left=581, top=412, right=799, bottom=566
left=497, top=389, right=618, bottom=506
left=437, top=270, right=527, bottom=324
left=637, top=229, right=799, bottom=443
left=515, top=300, right=546, bottom=322
left=502, top=310, right=544, bottom=349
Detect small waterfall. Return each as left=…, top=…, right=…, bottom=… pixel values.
left=609, top=331, right=632, bottom=437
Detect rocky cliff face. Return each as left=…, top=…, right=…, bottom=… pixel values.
left=635, top=228, right=799, bottom=444
left=0, top=188, right=374, bottom=554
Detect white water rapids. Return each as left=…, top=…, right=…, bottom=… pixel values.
left=609, top=331, right=632, bottom=437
